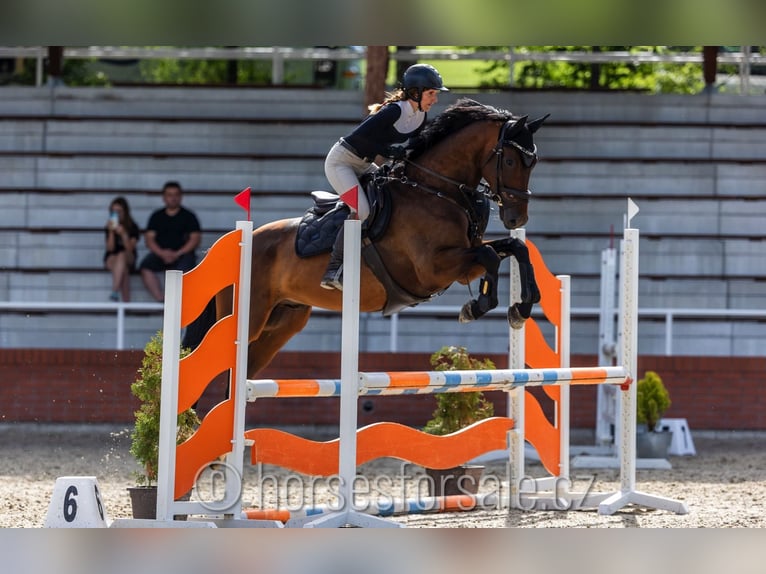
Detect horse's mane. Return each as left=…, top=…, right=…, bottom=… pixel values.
left=408, top=97, right=515, bottom=160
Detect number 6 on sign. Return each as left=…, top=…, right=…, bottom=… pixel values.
left=45, top=476, right=109, bottom=528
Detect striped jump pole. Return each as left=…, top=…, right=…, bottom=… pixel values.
left=246, top=366, right=630, bottom=399
left=245, top=492, right=506, bottom=526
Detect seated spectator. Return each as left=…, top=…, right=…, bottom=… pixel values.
left=138, top=181, right=201, bottom=302
left=104, top=196, right=140, bottom=302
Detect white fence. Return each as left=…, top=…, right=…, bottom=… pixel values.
left=1, top=46, right=765, bottom=93
left=1, top=299, right=765, bottom=354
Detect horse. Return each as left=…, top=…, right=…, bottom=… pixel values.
left=218, top=97, right=548, bottom=378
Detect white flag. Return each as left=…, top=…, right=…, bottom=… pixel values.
left=627, top=197, right=639, bottom=226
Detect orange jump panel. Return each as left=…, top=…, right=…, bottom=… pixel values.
left=245, top=417, right=515, bottom=476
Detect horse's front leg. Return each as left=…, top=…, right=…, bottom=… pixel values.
left=487, top=236, right=540, bottom=329
left=458, top=245, right=501, bottom=323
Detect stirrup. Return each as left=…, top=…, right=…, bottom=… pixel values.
left=320, top=264, right=344, bottom=291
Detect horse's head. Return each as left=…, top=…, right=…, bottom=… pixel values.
left=485, top=113, right=549, bottom=229
left=405, top=99, right=549, bottom=231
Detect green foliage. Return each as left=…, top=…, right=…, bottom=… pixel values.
left=423, top=346, right=495, bottom=436
left=138, top=57, right=272, bottom=85
left=456, top=46, right=705, bottom=94
left=129, top=331, right=199, bottom=486
left=636, top=370, right=671, bottom=431
left=8, top=58, right=111, bottom=87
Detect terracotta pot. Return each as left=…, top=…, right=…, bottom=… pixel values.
left=127, top=486, right=157, bottom=519
left=127, top=486, right=190, bottom=520
left=425, top=465, right=484, bottom=497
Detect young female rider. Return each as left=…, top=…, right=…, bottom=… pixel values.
left=320, top=63, right=449, bottom=290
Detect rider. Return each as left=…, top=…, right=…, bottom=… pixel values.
left=320, top=63, right=449, bottom=291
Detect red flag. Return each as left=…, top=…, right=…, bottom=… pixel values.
left=339, top=185, right=358, bottom=216
left=234, top=187, right=251, bottom=221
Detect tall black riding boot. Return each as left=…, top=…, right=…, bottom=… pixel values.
left=320, top=225, right=345, bottom=291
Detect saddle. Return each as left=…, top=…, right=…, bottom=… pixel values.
left=294, top=165, right=491, bottom=316
left=295, top=170, right=392, bottom=258
left=295, top=168, right=430, bottom=315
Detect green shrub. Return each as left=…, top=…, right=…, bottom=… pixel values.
left=129, top=331, right=199, bottom=486
left=636, top=370, right=671, bottom=431
left=423, top=346, right=495, bottom=436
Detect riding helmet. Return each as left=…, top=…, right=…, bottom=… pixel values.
left=402, top=64, right=449, bottom=92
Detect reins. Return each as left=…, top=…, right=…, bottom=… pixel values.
left=377, top=116, right=539, bottom=241
left=384, top=160, right=490, bottom=242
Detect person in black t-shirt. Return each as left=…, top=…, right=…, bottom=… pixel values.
left=138, top=181, right=201, bottom=302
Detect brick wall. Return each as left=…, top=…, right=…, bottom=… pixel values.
left=0, top=350, right=763, bottom=430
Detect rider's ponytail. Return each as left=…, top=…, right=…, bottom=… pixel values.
left=367, top=88, right=406, bottom=114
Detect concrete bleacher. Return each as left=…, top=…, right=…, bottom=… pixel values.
left=1, top=86, right=765, bottom=355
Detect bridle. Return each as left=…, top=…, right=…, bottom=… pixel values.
left=483, top=118, right=537, bottom=205
left=392, top=117, right=537, bottom=207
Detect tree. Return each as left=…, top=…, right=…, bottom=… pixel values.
left=364, top=46, right=389, bottom=112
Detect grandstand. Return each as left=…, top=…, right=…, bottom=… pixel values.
left=1, top=86, right=765, bottom=355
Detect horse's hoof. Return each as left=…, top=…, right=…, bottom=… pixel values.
left=458, top=303, right=475, bottom=323
left=507, top=305, right=527, bottom=330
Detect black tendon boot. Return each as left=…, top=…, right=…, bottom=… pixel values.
left=320, top=225, right=345, bottom=290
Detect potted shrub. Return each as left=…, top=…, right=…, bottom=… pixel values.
left=128, top=331, right=199, bottom=518
left=423, top=346, right=495, bottom=496
left=635, top=370, right=673, bottom=458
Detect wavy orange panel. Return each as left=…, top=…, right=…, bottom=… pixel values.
left=524, top=318, right=558, bottom=369
left=246, top=428, right=339, bottom=476
left=527, top=239, right=561, bottom=326
left=175, top=399, right=234, bottom=498
left=177, top=315, right=237, bottom=412
left=356, top=418, right=514, bottom=469
left=246, top=418, right=515, bottom=476
left=541, top=383, right=561, bottom=407
left=524, top=394, right=560, bottom=476
left=181, top=230, right=242, bottom=327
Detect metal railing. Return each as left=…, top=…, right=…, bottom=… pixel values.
left=0, top=301, right=162, bottom=350
left=2, top=46, right=764, bottom=94
left=2, top=300, right=765, bottom=355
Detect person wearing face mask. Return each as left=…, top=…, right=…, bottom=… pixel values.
left=104, top=196, right=140, bottom=302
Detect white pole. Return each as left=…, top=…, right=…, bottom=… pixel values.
left=595, top=246, right=618, bottom=446
left=156, top=270, right=183, bottom=522
left=338, top=219, right=361, bottom=514
left=618, top=228, right=639, bottom=493
left=557, top=274, right=571, bottom=480
left=116, top=305, right=125, bottom=350
left=304, top=219, right=398, bottom=527
left=599, top=210, right=688, bottom=514
left=224, top=220, right=253, bottom=514
left=508, top=229, right=525, bottom=508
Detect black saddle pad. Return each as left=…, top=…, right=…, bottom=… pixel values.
left=295, top=201, right=350, bottom=258
left=294, top=174, right=393, bottom=258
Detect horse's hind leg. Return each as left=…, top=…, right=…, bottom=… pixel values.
left=247, top=303, right=312, bottom=377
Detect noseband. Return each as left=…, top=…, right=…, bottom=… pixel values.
left=486, top=119, right=537, bottom=204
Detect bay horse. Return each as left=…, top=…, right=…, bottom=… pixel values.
left=219, top=98, right=548, bottom=378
